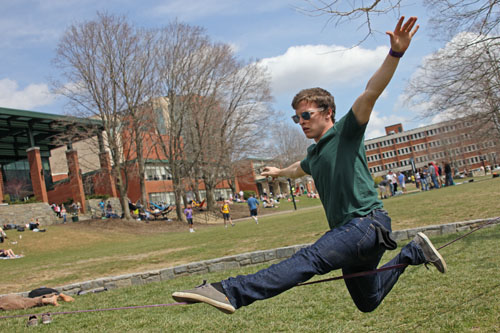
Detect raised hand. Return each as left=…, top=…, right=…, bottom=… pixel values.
left=386, top=16, right=419, bottom=53
left=261, top=166, right=281, bottom=178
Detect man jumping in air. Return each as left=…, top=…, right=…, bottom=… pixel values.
left=172, top=16, right=446, bottom=314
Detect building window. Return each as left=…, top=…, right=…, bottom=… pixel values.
left=149, top=191, right=176, bottom=205
left=145, top=165, right=172, bottom=181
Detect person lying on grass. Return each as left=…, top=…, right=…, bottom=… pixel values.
left=172, top=16, right=447, bottom=315
left=0, top=288, right=74, bottom=311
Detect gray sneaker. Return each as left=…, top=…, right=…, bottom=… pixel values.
left=413, top=232, right=447, bottom=273
left=172, top=281, right=235, bottom=314
left=26, top=315, right=38, bottom=327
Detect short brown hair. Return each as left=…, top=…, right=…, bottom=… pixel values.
left=291, top=87, right=336, bottom=123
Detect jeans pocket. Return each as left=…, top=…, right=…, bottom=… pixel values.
left=356, top=223, right=383, bottom=261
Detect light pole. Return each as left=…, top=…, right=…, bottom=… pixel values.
left=287, top=178, right=297, bottom=211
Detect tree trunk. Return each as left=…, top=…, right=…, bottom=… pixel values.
left=203, top=174, right=217, bottom=211
left=135, top=135, right=148, bottom=207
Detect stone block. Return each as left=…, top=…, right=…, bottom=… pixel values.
left=131, top=275, right=144, bottom=286
left=239, top=259, right=252, bottom=266
left=144, top=275, right=161, bottom=283
left=105, top=278, right=132, bottom=289
left=81, top=281, right=100, bottom=290
left=62, top=283, right=81, bottom=291
left=225, top=261, right=240, bottom=270
left=208, top=262, right=225, bottom=272
left=63, top=288, right=80, bottom=296
left=392, top=230, right=408, bottom=241
left=423, top=228, right=441, bottom=236
left=251, top=251, right=266, bottom=264
left=440, top=224, right=456, bottom=235
left=276, top=247, right=295, bottom=259
left=264, top=250, right=276, bottom=261
left=234, top=254, right=252, bottom=262
left=160, top=268, right=175, bottom=281
left=406, top=228, right=422, bottom=238
left=174, top=265, right=188, bottom=274
left=187, top=262, right=206, bottom=272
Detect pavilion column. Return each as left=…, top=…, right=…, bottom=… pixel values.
left=275, top=180, right=282, bottom=196
left=0, top=166, right=4, bottom=203
left=98, top=151, right=117, bottom=197
left=66, top=149, right=86, bottom=213
left=27, top=147, right=49, bottom=203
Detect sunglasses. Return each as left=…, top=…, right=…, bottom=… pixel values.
left=291, top=108, right=324, bottom=124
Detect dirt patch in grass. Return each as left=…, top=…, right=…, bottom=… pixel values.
left=74, top=203, right=279, bottom=232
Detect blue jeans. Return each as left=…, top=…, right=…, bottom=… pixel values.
left=431, top=175, right=440, bottom=189
left=222, top=210, right=426, bottom=312
left=445, top=173, right=454, bottom=186
left=420, top=178, right=428, bottom=191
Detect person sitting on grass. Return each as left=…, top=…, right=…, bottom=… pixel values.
left=27, top=218, right=45, bottom=232
left=172, top=16, right=447, bottom=315
left=0, top=248, right=16, bottom=258
left=0, top=227, right=7, bottom=242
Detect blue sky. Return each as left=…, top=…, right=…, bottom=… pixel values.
left=0, top=0, right=444, bottom=139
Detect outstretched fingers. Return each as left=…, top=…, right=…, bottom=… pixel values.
left=402, top=17, right=419, bottom=36
left=387, top=16, right=419, bottom=52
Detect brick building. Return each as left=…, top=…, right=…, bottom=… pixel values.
left=365, top=118, right=499, bottom=177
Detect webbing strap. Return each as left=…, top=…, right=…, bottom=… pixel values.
left=297, top=219, right=497, bottom=287
left=1, top=219, right=497, bottom=320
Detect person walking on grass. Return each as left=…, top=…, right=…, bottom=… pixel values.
left=173, top=16, right=446, bottom=315
left=184, top=203, right=195, bottom=233
left=221, top=200, right=235, bottom=228
left=397, top=172, right=407, bottom=194
left=246, top=194, right=260, bottom=224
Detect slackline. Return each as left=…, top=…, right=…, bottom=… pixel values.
left=0, top=218, right=497, bottom=320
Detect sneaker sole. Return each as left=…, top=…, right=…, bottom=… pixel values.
left=172, top=291, right=235, bottom=314
left=417, top=232, right=447, bottom=273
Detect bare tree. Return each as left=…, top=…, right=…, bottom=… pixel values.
left=424, top=0, right=500, bottom=42
left=298, top=0, right=403, bottom=44
left=405, top=35, right=500, bottom=143
left=302, top=1, right=500, bottom=144
left=152, top=21, right=272, bottom=217
left=302, top=1, right=500, bottom=44
left=4, top=179, right=31, bottom=202
left=270, top=121, right=312, bottom=167
left=153, top=22, right=213, bottom=221
left=53, top=12, right=157, bottom=219
left=184, top=61, right=273, bottom=211
left=117, top=28, right=158, bottom=208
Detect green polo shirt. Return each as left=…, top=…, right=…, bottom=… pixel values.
left=300, top=109, right=382, bottom=229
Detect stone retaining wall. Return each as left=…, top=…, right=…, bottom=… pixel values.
left=0, top=202, right=59, bottom=226
left=12, top=217, right=500, bottom=297
left=86, top=197, right=123, bottom=216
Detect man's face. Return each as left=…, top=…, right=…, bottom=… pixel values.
left=295, top=100, right=333, bottom=142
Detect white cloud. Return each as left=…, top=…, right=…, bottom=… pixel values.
left=0, top=79, right=57, bottom=110
left=365, top=110, right=406, bottom=140
left=258, top=44, right=388, bottom=95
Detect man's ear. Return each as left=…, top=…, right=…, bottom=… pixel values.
left=326, top=108, right=334, bottom=121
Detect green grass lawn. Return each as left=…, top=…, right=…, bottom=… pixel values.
left=1, top=177, right=498, bottom=295
left=0, top=177, right=498, bottom=331
left=1, top=225, right=499, bottom=332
